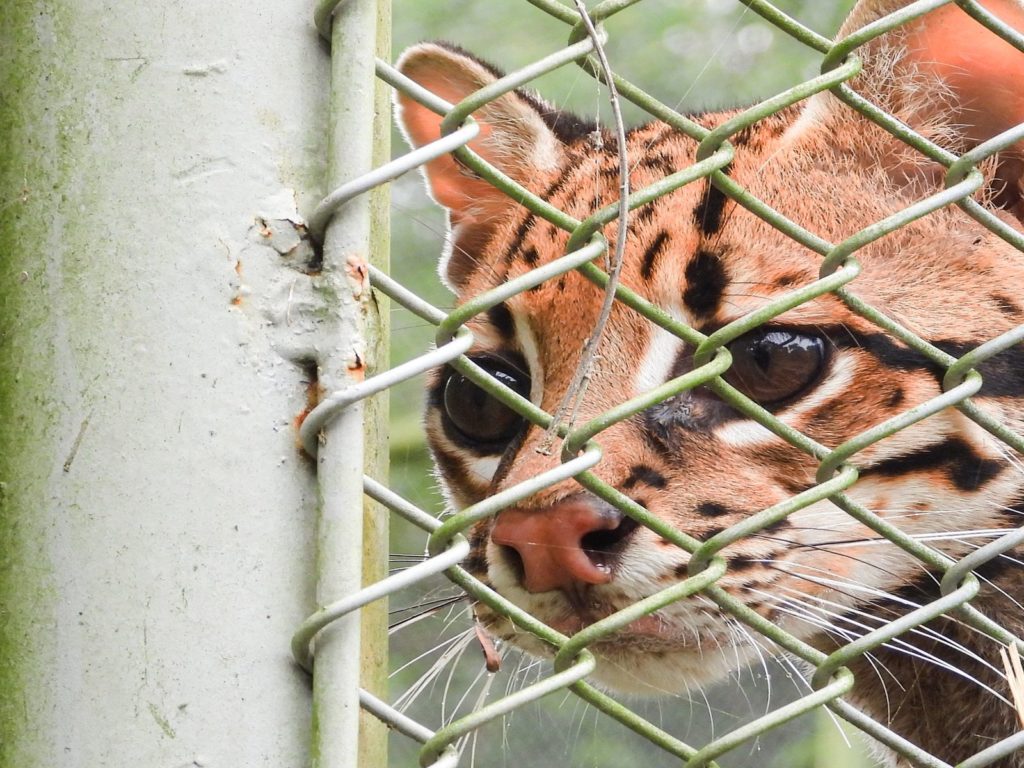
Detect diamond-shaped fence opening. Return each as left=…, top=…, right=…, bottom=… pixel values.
left=296, top=1, right=1024, bottom=767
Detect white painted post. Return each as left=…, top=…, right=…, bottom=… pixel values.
left=303, top=2, right=390, bottom=767
left=308, top=0, right=374, bottom=758
left=0, top=0, right=389, bottom=765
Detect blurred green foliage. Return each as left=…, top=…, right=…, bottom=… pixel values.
left=383, top=2, right=880, bottom=766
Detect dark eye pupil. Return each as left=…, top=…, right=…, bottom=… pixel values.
left=442, top=360, right=529, bottom=447
left=751, top=342, right=772, bottom=373
left=726, top=330, right=825, bottom=405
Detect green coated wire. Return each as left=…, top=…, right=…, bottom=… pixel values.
left=331, top=0, right=1024, bottom=765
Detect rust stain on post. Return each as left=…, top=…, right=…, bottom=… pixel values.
left=344, top=253, right=370, bottom=300
left=347, top=350, right=366, bottom=382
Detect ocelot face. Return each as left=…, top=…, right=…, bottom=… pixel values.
left=396, top=0, right=1024, bottom=702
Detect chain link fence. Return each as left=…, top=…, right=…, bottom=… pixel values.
left=296, top=1, right=1024, bottom=766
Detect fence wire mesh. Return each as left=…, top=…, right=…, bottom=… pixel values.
left=298, top=1, right=1024, bottom=766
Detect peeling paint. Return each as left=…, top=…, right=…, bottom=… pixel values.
left=250, top=194, right=317, bottom=279
left=344, top=254, right=370, bottom=299
left=292, top=360, right=322, bottom=435
left=182, top=59, right=228, bottom=76
left=252, top=217, right=317, bottom=268
left=347, top=350, right=366, bottom=382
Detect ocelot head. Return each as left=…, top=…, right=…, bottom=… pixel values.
left=396, top=1, right=1024, bottom=764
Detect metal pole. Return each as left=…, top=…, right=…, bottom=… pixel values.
left=0, top=0, right=329, bottom=765
left=360, top=1, right=393, bottom=764
left=309, top=1, right=382, bottom=767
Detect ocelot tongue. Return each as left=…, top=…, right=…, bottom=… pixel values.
left=490, top=503, right=620, bottom=593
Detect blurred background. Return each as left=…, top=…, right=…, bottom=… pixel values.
left=382, top=2, right=878, bottom=766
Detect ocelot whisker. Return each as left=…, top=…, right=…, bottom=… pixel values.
left=747, top=532, right=937, bottom=587
left=760, top=568, right=1017, bottom=695
left=770, top=586, right=1014, bottom=708
left=772, top=582, right=1007, bottom=681
left=728, top=620, right=776, bottom=715
left=388, top=592, right=467, bottom=632
left=393, top=628, right=475, bottom=713
left=756, top=595, right=902, bottom=719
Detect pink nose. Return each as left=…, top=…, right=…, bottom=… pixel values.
left=490, top=500, right=631, bottom=593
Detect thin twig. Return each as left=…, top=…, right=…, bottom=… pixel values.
left=1000, top=643, right=1024, bottom=729
left=541, top=1, right=630, bottom=452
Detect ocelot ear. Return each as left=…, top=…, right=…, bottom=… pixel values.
left=798, top=0, right=1024, bottom=214
left=395, top=42, right=566, bottom=289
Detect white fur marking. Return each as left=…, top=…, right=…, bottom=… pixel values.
left=514, top=313, right=544, bottom=406
left=635, top=325, right=686, bottom=395
left=781, top=352, right=854, bottom=422
left=714, top=419, right=776, bottom=447
left=468, top=456, right=500, bottom=482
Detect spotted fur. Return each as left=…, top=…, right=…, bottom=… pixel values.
left=397, top=1, right=1024, bottom=765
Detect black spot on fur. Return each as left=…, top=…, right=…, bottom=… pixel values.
left=728, top=555, right=759, bottom=571
left=702, top=524, right=726, bottom=539
left=730, top=125, right=755, bottom=147
left=696, top=501, right=730, bottom=517
left=540, top=169, right=576, bottom=208
left=694, top=180, right=729, bottom=235
left=885, top=388, right=905, bottom=408
left=622, top=465, right=667, bottom=490
left=486, top=303, right=515, bottom=339
left=929, top=339, right=1024, bottom=397
left=639, top=153, right=676, bottom=174
left=522, top=245, right=539, bottom=266
left=683, top=249, right=728, bottom=316
left=540, top=109, right=599, bottom=144
left=729, top=106, right=797, bottom=149
left=634, top=204, right=657, bottom=226
left=776, top=273, right=801, bottom=287
left=864, top=437, right=1004, bottom=492
left=640, top=231, right=670, bottom=280
left=506, top=214, right=535, bottom=261
left=828, top=328, right=1024, bottom=397
left=992, top=294, right=1020, bottom=316
left=762, top=517, right=792, bottom=533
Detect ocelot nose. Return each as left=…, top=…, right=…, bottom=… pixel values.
left=490, top=498, right=638, bottom=593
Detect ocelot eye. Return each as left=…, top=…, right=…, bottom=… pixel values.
left=724, top=329, right=826, bottom=405
left=442, top=357, right=531, bottom=448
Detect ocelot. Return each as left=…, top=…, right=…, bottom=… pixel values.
left=395, top=1, right=1024, bottom=765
